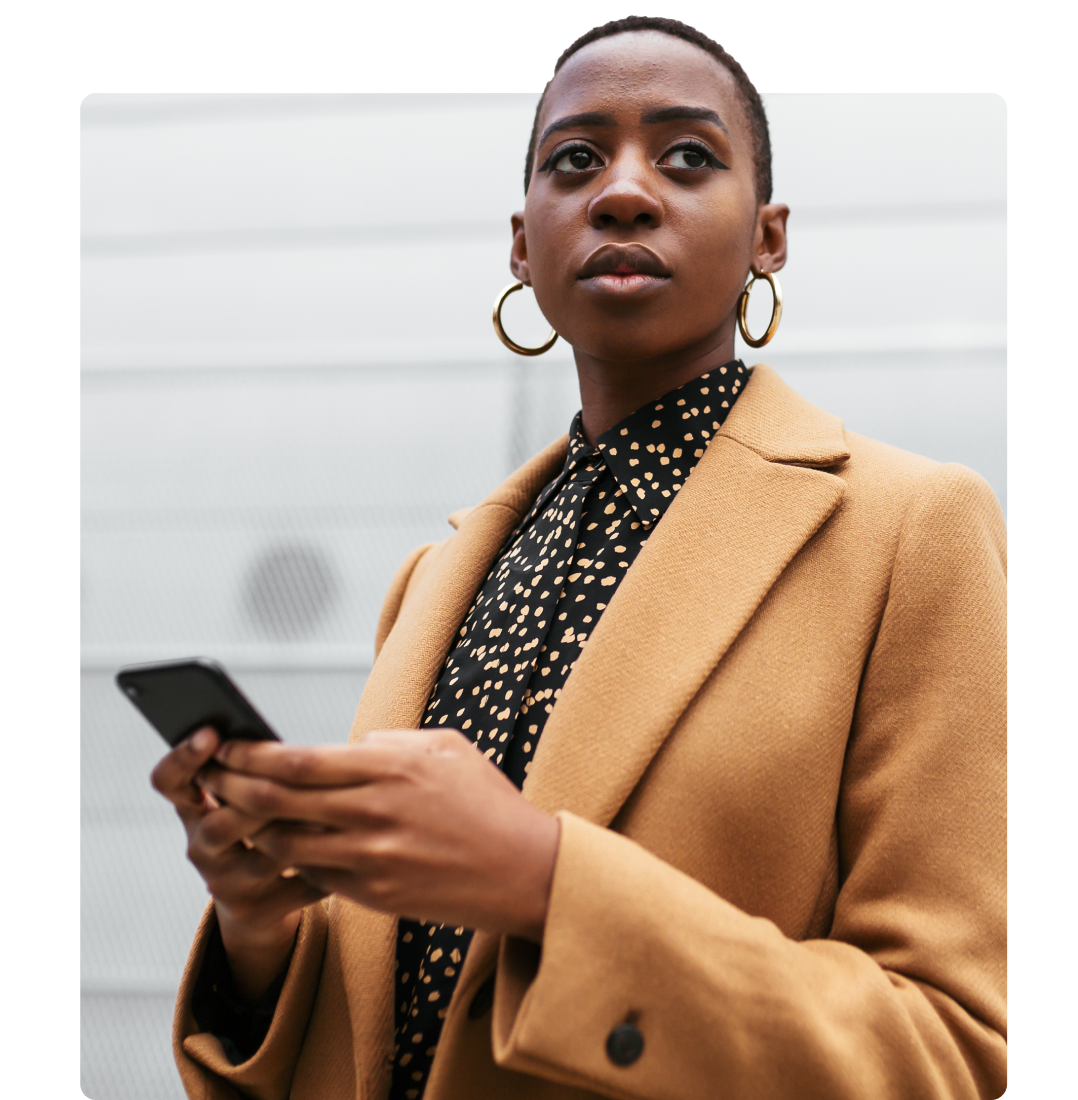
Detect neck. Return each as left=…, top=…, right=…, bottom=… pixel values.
left=573, top=324, right=738, bottom=444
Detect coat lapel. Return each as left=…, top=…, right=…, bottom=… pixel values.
left=349, top=435, right=568, bottom=740
left=520, top=365, right=850, bottom=827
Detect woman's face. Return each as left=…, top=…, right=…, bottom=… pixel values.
left=512, top=32, right=786, bottom=364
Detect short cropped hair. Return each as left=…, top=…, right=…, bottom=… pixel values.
left=523, top=16, right=772, bottom=204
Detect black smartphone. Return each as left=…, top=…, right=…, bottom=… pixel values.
left=116, top=657, right=282, bottom=748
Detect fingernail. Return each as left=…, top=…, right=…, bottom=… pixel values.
left=191, top=728, right=214, bottom=753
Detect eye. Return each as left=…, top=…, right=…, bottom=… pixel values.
left=659, top=142, right=727, bottom=171
left=546, top=144, right=603, bottom=174
left=665, top=147, right=708, bottom=169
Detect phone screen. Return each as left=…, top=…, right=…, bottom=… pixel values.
left=116, top=658, right=281, bottom=747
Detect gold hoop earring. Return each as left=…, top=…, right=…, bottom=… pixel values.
left=493, top=281, right=558, bottom=356
left=736, top=269, right=783, bottom=348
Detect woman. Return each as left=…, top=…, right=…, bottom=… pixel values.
left=152, top=17, right=1006, bottom=1100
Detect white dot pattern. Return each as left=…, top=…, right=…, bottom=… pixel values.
left=390, top=363, right=749, bottom=1099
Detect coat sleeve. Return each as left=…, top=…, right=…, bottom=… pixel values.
left=171, top=540, right=442, bottom=1100
left=172, top=901, right=330, bottom=1100
left=488, top=463, right=1007, bottom=1100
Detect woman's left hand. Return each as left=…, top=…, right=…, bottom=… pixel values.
left=198, top=729, right=560, bottom=943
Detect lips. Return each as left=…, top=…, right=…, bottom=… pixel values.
left=578, top=243, right=671, bottom=281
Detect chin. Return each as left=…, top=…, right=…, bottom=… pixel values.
left=568, top=312, right=710, bottom=363
left=573, top=334, right=692, bottom=364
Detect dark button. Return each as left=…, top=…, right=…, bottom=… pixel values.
left=467, top=975, right=495, bottom=1020
left=606, top=1021, right=644, bottom=1066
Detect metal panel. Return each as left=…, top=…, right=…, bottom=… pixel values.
left=81, top=92, right=1005, bottom=1099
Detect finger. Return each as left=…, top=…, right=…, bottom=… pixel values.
left=293, top=865, right=355, bottom=897
left=198, top=832, right=315, bottom=893
left=151, top=727, right=220, bottom=812
left=190, top=826, right=277, bottom=881
left=210, top=861, right=329, bottom=923
left=196, top=804, right=276, bottom=858
left=289, top=865, right=416, bottom=919
left=201, top=762, right=424, bottom=830
left=200, top=764, right=354, bottom=827
left=250, top=822, right=366, bottom=870
left=212, top=730, right=469, bottom=788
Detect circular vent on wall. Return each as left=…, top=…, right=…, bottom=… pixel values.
left=242, top=542, right=339, bottom=640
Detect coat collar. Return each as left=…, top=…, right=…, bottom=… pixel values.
left=595, top=359, right=751, bottom=528
left=719, top=361, right=850, bottom=468
left=352, top=362, right=848, bottom=757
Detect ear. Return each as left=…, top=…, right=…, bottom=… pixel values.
left=509, top=212, right=531, bottom=284
left=754, top=203, right=790, bottom=274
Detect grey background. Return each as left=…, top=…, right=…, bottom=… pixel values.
left=81, top=93, right=1005, bottom=1099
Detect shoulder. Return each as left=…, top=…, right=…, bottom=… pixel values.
left=774, top=427, right=1006, bottom=616
left=836, top=431, right=1003, bottom=548
left=838, top=429, right=949, bottom=505
left=831, top=432, right=1007, bottom=621
left=372, top=502, right=491, bottom=655
left=373, top=538, right=449, bottom=656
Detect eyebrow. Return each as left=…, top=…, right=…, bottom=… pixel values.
left=539, top=106, right=729, bottom=151
left=538, top=112, right=617, bottom=148
left=641, top=105, right=728, bottom=132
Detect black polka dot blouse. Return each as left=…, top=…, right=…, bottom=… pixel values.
left=390, top=361, right=749, bottom=1100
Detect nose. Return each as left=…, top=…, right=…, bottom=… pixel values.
left=587, top=173, right=664, bottom=230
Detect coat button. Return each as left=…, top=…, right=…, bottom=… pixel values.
left=605, top=1021, right=644, bottom=1066
left=467, top=975, right=495, bottom=1020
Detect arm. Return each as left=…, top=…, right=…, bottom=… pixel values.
left=190, top=918, right=295, bottom=1066
left=169, top=541, right=440, bottom=1099
left=173, top=900, right=329, bottom=1100
left=489, top=463, right=1007, bottom=1099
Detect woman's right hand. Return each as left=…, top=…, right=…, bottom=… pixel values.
left=150, top=726, right=327, bottom=1002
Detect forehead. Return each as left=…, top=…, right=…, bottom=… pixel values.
left=540, top=31, right=745, bottom=135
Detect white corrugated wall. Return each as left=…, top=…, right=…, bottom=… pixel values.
left=80, top=93, right=1005, bottom=1099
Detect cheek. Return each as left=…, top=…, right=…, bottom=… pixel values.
left=681, top=194, right=753, bottom=257
left=523, top=194, right=581, bottom=281
left=671, top=200, right=755, bottom=296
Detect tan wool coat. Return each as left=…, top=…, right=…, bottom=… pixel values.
left=172, top=364, right=1007, bottom=1100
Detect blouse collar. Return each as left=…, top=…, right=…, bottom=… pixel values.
left=566, top=360, right=750, bottom=528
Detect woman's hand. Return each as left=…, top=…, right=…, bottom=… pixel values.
left=150, top=727, right=328, bottom=1001
left=198, top=729, right=561, bottom=943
